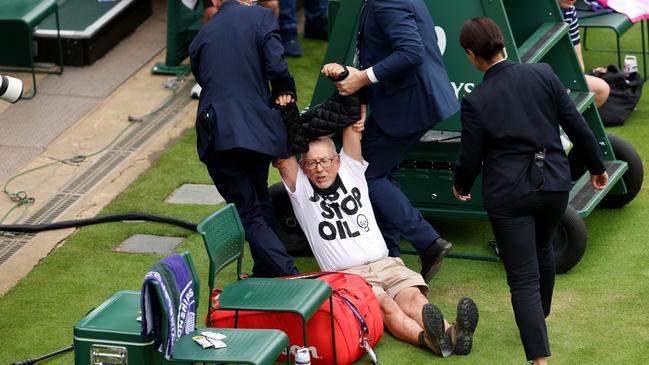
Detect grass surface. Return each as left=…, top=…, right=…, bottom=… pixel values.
left=1, top=26, right=649, bottom=365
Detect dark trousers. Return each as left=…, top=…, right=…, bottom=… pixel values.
left=204, top=148, right=298, bottom=277
left=487, top=190, right=569, bottom=361
left=278, top=0, right=327, bottom=34
left=361, top=115, right=440, bottom=256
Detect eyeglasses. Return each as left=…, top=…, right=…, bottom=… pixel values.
left=302, top=155, right=338, bottom=170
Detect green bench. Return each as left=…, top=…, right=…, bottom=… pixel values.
left=578, top=5, right=647, bottom=78
left=0, top=0, right=63, bottom=99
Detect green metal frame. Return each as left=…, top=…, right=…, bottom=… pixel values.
left=197, top=204, right=337, bottom=364
left=0, top=0, right=64, bottom=99
left=319, top=0, right=632, bottom=263
left=579, top=10, right=648, bottom=80
left=151, top=0, right=203, bottom=75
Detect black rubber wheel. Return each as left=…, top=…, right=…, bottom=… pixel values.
left=553, top=206, right=587, bottom=274
left=269, top=182, right=312, bottom=256
left=599, top=134, right=644, bottom=208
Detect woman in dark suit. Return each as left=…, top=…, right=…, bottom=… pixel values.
left=452, top=17, right=609, bottom=365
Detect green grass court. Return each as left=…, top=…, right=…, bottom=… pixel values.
left=1, top=26, right=649, bottom=364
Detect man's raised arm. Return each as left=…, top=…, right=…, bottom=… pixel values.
left=272, top=157, right=299, bottom=193
left=342, top=104, right=367, bottom=162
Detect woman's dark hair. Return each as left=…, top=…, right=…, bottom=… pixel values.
left=459, top=16, right=505, bottom=60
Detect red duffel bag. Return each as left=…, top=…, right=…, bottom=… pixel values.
left=207, top=272, right=383, bottom=365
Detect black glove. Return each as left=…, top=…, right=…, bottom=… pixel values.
left=279, top=103, right=309, bottom=154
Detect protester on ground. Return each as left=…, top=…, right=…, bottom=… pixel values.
left=453, top=16, right=608, bottom=365
left=189, top=0, right=299, bottom=277
left=328, top=0, right=460, bottom=283
left=273, top=70, right=479, bottom=357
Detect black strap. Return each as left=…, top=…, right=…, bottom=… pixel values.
left=333, top=290, right=369, bottom=336
left=328, top=65, right=350, bottom=82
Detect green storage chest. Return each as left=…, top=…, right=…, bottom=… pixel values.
left=74, top=290, right=185, bottom=365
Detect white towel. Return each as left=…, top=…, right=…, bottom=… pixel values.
left=601, top=0, right=649, bottom=23
left=182, top=0, right=199, bottom=10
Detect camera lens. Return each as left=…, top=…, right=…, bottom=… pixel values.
left=0, top=75, right=24, bottom=103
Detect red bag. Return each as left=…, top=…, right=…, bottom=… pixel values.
left=207, top=272, right=383, bottom=365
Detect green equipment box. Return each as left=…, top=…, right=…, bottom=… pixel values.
left=34, top=0, right=152, bottom=66
left=74, top=290, right=187, bottom=365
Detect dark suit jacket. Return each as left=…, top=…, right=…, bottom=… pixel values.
left=454, top=60, right=606, bottom=210
left=189, top=1, right=295, bottom=160
left=357, top=0, right=459, bottom=137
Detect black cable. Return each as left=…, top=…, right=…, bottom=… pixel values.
left=2, top=215, right=196, bottom=362
left=0, top=212, right=197, bottom=233
left=10, top=344, right=74, bottom=365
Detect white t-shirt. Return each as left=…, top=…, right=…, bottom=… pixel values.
left=284, top=150, right=388, bottom=271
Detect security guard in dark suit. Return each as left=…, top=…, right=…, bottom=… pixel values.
left=189, top=0, right=298, bottom=277
left=453, top=17, right=608, bottom=365
left=331, top=0, right=460, bottom=283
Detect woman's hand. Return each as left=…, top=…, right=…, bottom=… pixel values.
left=591, top=171, right=609, bottom=190
left=275, top=93, right=295, bottom=107
left=452, top=186, right=472, bottom=202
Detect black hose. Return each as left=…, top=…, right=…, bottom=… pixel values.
left=0, top=213, right=197, bottom=233
left=10, top=344, right=74, bottom=365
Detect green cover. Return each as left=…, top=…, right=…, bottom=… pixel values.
left=73, top=290, right=166, bottom=365
left=0, top=0, right=57, bottom=67
left=74, top=290, right=144, bottom=343
left=38, top=0, right=121, bottom=32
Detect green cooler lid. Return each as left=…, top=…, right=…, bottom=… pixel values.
left=74, top=290, right=151, bottom=344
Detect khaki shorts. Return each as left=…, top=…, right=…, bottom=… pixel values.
left=343, top=257, right=429, bottom=298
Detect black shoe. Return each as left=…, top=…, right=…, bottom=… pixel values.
left=281, top=33, right=303, bottom=57
left=304, top=16, right=328, bottom=40
left=451, top=297, right=479, bottom=355
left=421, top=304, right=453, bottom=358
left=420, top=237, right=452, bottom=283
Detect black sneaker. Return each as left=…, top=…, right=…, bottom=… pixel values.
left=281, top=33, right=303, bottom=57
left=451, top=297, right=479, bottom=355
left=304, top=15, right=328, bottom=40
left=421, top=304, right=453, bottom=358
left=420, top=237, right=452, bottom=283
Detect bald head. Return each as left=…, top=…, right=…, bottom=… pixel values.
left=303, top=137, right=336, bottom=161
